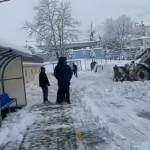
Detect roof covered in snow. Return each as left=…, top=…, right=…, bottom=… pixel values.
left=34, top=48, right=44, bottom=54
left=137, top=36, right=150, bottom=40
left=132, top=36, right=150, bottom=40
left=0, top=38, right=32, bottom=57
left=38, top=41, right=98, bottom=50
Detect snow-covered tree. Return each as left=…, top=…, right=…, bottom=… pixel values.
left=128, top=52, right=133, bottom=60
left=90, top=50, right=96, bottom=58
left=88, top=22, right=95, bottom=41
left=23, top=0, right=80, bottom=60
left=105, top=49, right=112, bottom=59
left=50, top=51, right=57, bottom=61
left=68, top=49, right=75, bottom=59
left=102, top=15, right=137, bottom=50
left=119, top=50, right=125, bottom=60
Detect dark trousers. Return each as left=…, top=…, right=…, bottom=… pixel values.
left=57, top=85, right=70, bottom=104
left=42, top=87, right=48, bottom=102
left=73, top=70, right=78, bottom=78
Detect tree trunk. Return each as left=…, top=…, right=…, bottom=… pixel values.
left=55, top=51, right=59, bottom=60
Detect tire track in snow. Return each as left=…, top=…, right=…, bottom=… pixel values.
left=71, top=72, right=150, bottom=149
left=85, top=84, right=150, bottom=143
left=71, top=78, right=128, bottom=150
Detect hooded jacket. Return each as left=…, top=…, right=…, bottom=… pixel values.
left=73, top=63, right=77, bottom=72
left=39, top=67, right=50, bottom=88
left=54, top=57, right=73, bottom=85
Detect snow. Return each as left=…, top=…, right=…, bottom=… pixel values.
left=137, top=36, right=150, bottom=40
left=1, top=60, right=150, bottom=149
left=34, top=48, right=43, bottom=53
left=68, top=40, right=97, bottom=44
left=72, top=71, right=150, bottom=149
left=0, top=74, right=57, bottom=147
left=0, top=38, right=32, bottom=56
left=0, top=110, right=38, bottom=146
left=44, top=62, right=54, bottom=73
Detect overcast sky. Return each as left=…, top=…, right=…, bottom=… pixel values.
left=0, top=0, right=150, bottom=47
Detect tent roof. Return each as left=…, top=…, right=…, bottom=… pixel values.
left=0, top=38, right=32, bottom=57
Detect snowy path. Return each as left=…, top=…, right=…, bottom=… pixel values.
left=71, top=71, right=150, bottom=149
left=19, top=104, right=77, bottom=150
left=1, top=103, right=77, bottom=150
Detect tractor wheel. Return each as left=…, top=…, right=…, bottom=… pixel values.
left=135, top=67, right=150, bottom=81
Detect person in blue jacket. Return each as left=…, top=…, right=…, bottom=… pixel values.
left=54, top=57, right=73, bottom=104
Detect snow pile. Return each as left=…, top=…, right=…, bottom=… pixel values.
left=0, top=109, right=38, bottom=147
left=26, top=74, right=57, bottom=106
left=103, top=64, right=114, bottom=78
left=44, top=63, right=54, bottom=74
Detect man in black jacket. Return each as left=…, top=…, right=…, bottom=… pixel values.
left=54, top=57, right=73, bottom=104
left=39, top=67, right=50, bottom=103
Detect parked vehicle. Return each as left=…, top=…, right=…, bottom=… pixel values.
left=113, top=48, right=150, bottom=81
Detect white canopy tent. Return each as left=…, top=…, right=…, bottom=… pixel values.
left=0, top=39, right=32, bottom=126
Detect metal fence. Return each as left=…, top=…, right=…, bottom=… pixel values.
left=51, top=59, right=82, bottom=72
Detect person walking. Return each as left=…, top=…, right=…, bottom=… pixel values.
left=39, top=67, right=50, bottom=103
left=54, top=57, right=73, bottom=104
left=73, top=62, right=78, bottom=78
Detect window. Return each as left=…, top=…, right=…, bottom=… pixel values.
left=31, top=69, right=33, bottom=75
left=25, top=70, right=27, bottom=77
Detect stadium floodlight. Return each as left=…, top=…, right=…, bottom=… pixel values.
left=0, top=0, right=11, bottom=3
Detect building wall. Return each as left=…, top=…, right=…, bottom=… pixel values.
left=37, top=48, right=105, bottom=62
left=144, top=26, right=150, bottom=36
left=72, top=49, right=104, bottom=59
left=23, top=63, right=43, bottom=83
left=135, top=25, right=150, bottom=36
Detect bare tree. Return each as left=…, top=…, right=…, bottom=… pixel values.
left=102, top=15, right=138, bottom=50
left=23, top=0, right=80, bottom=59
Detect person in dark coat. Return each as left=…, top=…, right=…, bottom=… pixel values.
left=73, top=62, right=78, bottom=78
left=54, top=57, right=73, bottom=104
left=39, top=67, right=50, bottom=103
left=64, top=57, right=67, bottom=64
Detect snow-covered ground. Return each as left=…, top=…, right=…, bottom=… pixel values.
left=72, top=71, right=150, bottom=149
left=1, top=61, right=150, bottom=149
